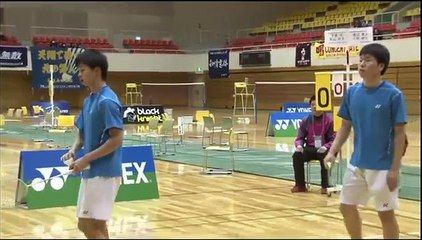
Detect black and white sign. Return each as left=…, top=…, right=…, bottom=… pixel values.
left=208, top=49, right=229, bottom=79
left=0, top=46, right=28, bottom=67
left=123, top=105, right=165, bottom=124
left=295, top=43, right=311, bottom=67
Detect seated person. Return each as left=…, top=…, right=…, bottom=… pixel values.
left=291, top=95, right=336, bottom=194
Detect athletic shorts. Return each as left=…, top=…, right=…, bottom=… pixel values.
left=76, top=176, right=121, bottom=221
left=340, top=164, right=399, bottom=212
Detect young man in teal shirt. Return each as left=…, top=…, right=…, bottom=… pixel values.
left=325, top=43, right=407, bottom=239
left=61, top=49, right=124, bottom=239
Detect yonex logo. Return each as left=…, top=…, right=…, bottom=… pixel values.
left=122, top=162, right=149, bottom=184
left=375, top=104, right=381, bottom=109
left=275, top=119, right=302, bottom=131
left=32, top=167, right=70, bottom=192
left=383, top=203, right=389, bottom=208
left=275, top=119, right=290, bottom=130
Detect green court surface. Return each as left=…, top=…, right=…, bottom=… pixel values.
left=1, top=121, right=420, bottom=201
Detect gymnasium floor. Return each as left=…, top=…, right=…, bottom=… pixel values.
left=0, top=108, right=420, bottom=238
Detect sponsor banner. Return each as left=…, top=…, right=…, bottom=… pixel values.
left=270, top=112, right=309, bottom=137
left=314, top=42, right=360, bottom=59
left=283, top=102, right=311, bottom=113
left=18, top=145, right=159, bottom=209
left=295, top=43, right=311, bottom=67
left=0, top=46, right=28, bottom=67
left=30, top=47, right=85, bottom=89
left=123, top=105, right=165, bottom=124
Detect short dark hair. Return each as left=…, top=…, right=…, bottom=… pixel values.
left=359, top=43, right=390, bottom=75
left=309, top=94, right=315, bottom=104
left=75, top=49, right=108, bottom=80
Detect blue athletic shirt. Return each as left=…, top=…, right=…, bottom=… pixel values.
left=338, top=81, right=407, bottom=170
left=76, top=85, right=123, bottom=178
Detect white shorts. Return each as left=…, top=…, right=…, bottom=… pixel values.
left=77, top=176, right=121, bottom=221
left=340, top=165, right=399, bottom=212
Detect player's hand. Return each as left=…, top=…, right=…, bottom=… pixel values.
left=61, top=151, right=75, bottom=163
left=323, top=151, right=336, bottom=170
left=295, top=145, right=304, bottom=153
left=387, top=169, right=400, bottom=192
left=317, top=146, right=328, bottom=153
left=70, top=157, right=90, bottom=174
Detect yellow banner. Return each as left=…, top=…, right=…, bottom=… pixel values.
left=314, top=42, right=360, bottom=59
left=315, top=72, right=332, bottom=112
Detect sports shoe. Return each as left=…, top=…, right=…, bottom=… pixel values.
left=291, top=185, right=308, bottom=193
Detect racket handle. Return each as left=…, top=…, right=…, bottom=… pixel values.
left=65, top=157, right=90, bottom=171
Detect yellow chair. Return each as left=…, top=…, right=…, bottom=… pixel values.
left=33, top=105, right=41, bottom=116
left=21, top=106, right=28, bottom=116
left=195, top=110, right=210, bottom=123
left=125, top=83, right=142, bottom=106
left=57, top=115, right=76, bottom=129
left=202, top=129, right=235, bottom=175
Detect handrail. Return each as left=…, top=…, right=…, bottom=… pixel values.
left=1, top=29, right=419, bottom=54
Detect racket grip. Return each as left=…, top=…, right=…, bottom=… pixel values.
left=65, top=157, right=90, bottom=171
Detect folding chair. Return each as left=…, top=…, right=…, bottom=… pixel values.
left=202, top=129, right=235, bottom=175
left=202, top=116, right=223, bottom=148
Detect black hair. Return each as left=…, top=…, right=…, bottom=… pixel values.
left=359, top=43, right=390, bottom=75
left=75, top=49, right=108, bottom=80
left=309, top=94, right=315, bottom=104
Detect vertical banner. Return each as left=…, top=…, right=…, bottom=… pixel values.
left=332, top=74, right=344, bottom=97
left=0, top=46, right=28, bottom=67
left=30, top=47, right=86, bottom=89
left=295, top=43, right=311, bottom=67
left=315, top=72, right=332, bottom=112
left=208, top=49, right=229, bottom=79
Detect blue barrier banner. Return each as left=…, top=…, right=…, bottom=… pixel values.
left=270, top=112, right=309, bottom=137
left=18, top=145, right=159, bottom=209
left=0, top=46, right=28, bottom=67
left=208, top=49, right=229, bottom=79
left=283, top=102, right=312, bottom=113
left=31, top=101, right=71, bottom=115
left=30, top=47, right=85, bottom=89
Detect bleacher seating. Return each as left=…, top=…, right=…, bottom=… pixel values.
left=0, top=34, right=21, bottom=46
left=252, top=1, right=390, bottom=35
left=225, top=36, right=266, bottom=51
left=405, top=7, right=420, bottom=17
left=122, top=39, right=182, bottom=54
left=32, top=35, right=115, bottom=52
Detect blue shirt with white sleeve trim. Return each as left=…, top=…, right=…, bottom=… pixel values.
left=338, top=81, right=407, bottom=170
left=76, top=85, right=123, bottom=178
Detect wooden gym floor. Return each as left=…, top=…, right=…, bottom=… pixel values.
left=0, top=108, right=420, bottom=239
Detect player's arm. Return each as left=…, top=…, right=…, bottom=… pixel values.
left=390, top=91, right=408, bottom=170
left=69, top=129, right=84, bottom=156
left=328, top=119, right=352, bottom=155
left=391, top=124, right=406, bottom=170
left=62, top=112, right=84, bottom=162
